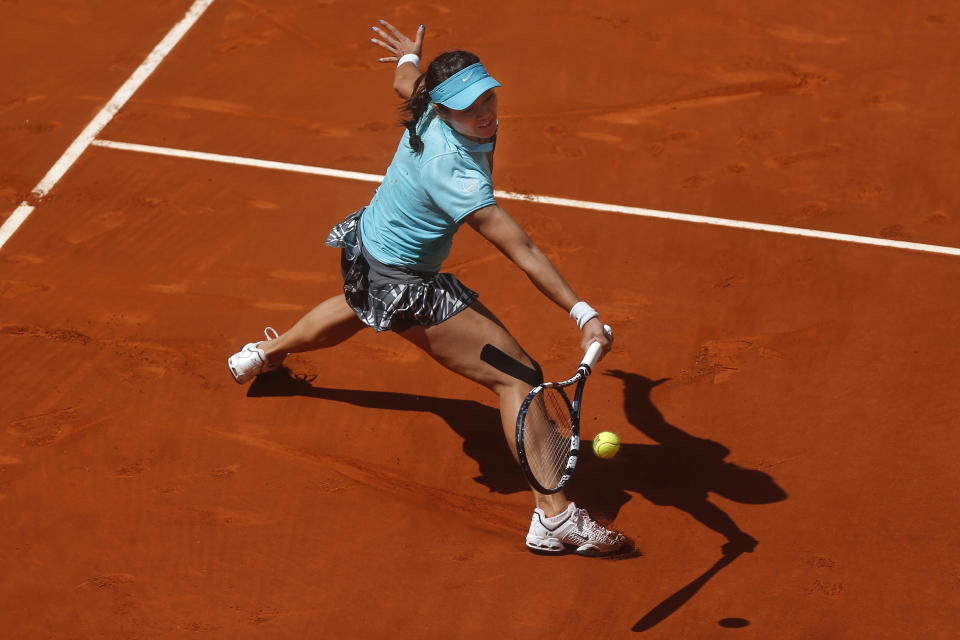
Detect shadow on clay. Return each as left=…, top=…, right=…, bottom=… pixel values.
left=247, top=368, right=528, bottom=494
left=247, top=368, right=786, bottom=549
left=248, top=368, right=787, bottom=630
left=579, top=370, right=786, bottom=633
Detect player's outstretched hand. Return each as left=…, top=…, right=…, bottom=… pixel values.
left=582, top=319, right=613, bottom=359
left=370, top=20, right=424, bottom=64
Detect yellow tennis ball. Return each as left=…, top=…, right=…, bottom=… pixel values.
left=592, top=431, right=620, bottom=458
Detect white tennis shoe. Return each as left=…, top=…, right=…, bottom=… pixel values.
left=526, top=502, right=625, bottom=556
left=227, top=327, right=285, bottom=384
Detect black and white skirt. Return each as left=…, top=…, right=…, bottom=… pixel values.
left=325, top=209, right=478, bottom=333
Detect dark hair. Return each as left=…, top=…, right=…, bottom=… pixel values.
left=401, top=50, right=481, bottom=153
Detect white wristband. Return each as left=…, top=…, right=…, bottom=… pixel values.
left=569, top=301, right=599, bottom=330
left=397, top=53, right=421, bottom=68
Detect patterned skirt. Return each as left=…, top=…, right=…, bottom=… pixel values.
left=325, top=209, right=479, bottom=333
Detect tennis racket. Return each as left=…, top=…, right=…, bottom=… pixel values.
left=515, top=325, right=612, bottom=494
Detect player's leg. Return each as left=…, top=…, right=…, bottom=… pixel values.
left=259, top=294, right=365, bottom=358
left=399, top=299, right=569, bottom=516
left=402, top=300, right=626, bottom=554
left=228, top=294, right=364, bottom=383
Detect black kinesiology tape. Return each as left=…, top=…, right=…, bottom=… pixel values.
left=480, top=344, right=544, bottom=387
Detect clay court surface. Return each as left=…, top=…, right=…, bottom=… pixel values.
left=2, top=1, right=959, bottom=637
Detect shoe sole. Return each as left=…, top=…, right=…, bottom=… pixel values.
left=525, top=544, right=622, bottom=557
left=526, top=537, right=622, bottom=556
left=526, top=546, right=567, bottom=556
left=525, top=533, right=566, bottom=552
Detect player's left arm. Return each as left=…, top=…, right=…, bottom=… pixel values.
left=370, top=20, right=425, bottom=99
left=467, top=204, right=611, bottom=353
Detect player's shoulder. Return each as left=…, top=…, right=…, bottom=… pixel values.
left=419, top=141, right=478, bottom=177
left=418, top=117, right=457, bottom=158
left=420, top=151, right=489, bottom=202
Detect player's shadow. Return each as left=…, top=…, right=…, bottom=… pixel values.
left=247, top=369, right=530, bottom=494
left=566, top=370, right=787, bottom=633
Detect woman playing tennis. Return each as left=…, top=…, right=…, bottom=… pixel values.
left=228, top=21, right=624, bottom=556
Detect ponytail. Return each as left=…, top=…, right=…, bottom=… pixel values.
left=400, top=73, right=430, bottom=153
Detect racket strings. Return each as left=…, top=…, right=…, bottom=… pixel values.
left=523, top=387, right=574, bottom=489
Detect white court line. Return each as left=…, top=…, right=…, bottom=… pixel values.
left=0, top=0, right=216, bottom=252
left=92, top=138, right=960, bottom=257
left=93, top=139, right=386, bottom=184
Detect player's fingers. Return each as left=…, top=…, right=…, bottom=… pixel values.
left=413, top=24, right=425, bottom=52
left=602, top=324, right=613, bottom=346
left=378, top=19, right=414, bottom=48
left=370, top=26, right=400, bottom=48
left=369, top=38, right=396, bottom=54
left=596, top=331, right=614, bottom=355
left=598, top=336, right=612, bottom=356
left=377, top=19, right=403, bottom=38
left=378, top=56, right=398, bottom=63
left=582, top=334, right=610, bottom=357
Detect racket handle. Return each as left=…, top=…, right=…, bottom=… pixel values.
left=580, top=324, right=611, bottom=373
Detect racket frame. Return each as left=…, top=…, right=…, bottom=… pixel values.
left=515, top=326, right=611, bottom=495
left=515, top=366, right=590, bottom=494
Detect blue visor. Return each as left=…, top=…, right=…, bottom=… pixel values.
left=428, top=62, right=501, bottom=111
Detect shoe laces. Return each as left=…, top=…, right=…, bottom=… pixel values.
left=258, top=327, right=286, bottom=368
left=572, top=507, right=624, bottom=544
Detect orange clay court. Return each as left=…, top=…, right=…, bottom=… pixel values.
left=1, top=1, right=958, bottom=638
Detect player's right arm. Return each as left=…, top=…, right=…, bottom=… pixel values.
left=467, top=204, right=612, bottom=354
left=370, top=21, right=425, bottom=100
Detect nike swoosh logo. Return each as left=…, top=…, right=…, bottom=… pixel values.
left=461, top=71, right=474, bottom=82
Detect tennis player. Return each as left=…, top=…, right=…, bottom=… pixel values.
left=228, top=21, right=625, bottom=556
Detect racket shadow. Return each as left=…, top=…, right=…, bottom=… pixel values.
left=567, top=370, right=787, bottom=553
left=632, top=549, right=745, bottom=632
left=247, top=368, right=529, bottom=494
